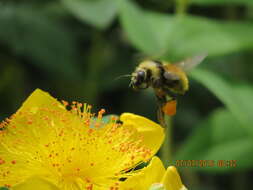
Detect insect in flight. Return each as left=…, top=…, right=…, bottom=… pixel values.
left=130, top=54, right=207, bottom=126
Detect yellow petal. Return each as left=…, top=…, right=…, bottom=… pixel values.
left=120, top=113, right=165, bottom=156
left=149, top=183, right=166, bottom=190
left=12, top=177, right=59, bottom=190
left=120, top=156, right=165, bottom=190
left=17, top=89, right=64, bottom=114
left=161, top=166, right=187, bottom=190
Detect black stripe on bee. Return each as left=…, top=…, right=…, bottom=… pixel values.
left=153, top=60, right=165, bottom=74
left=153, top=60, right=162, bottom=65
left=153, top=62, right=166, bottom=88
left=146, top=69, right=152, bottom=81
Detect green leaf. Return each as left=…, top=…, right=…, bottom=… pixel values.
left=161, top=15, right=253, bottom=59
left=119, top=0, right=172, bottom=55
left=62, top=0, right=119, bottom=29
left=119, top=1, right=253, bottom=59
left=190, top=69, right=253, bottom=134
left=175, top=109, right=253, bottom=172
left=190, top=0, right=253, bottom=6
left=0, top=4, right=80, bottom=78
left=0, top=187, right=9, bottom=190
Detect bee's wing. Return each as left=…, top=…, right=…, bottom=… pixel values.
left=174, top=53, right=208, bottom=72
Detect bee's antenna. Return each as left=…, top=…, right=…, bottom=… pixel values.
left=129, top=81, right=133, bottom=88
left=114, top=74, right=132, bottom=81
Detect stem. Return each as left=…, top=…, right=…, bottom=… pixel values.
left=160, top=115, right=172, bottom=167
left=182, top=168, right=200, bottom=188
left=175, top=0, right=188, bottom=16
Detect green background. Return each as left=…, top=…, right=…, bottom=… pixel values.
left=1, top=0, right=253, bottom=189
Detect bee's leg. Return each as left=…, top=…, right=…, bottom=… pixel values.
left=156, top=90, right=179, bottom=124
left=164, top=90, right=177, bottom=101
left=157, top=106, right=165, bottom=127
left=155, top=95, right=166, bottom=127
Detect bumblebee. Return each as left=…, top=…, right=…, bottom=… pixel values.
left=130, top=54, right=207, bottom=125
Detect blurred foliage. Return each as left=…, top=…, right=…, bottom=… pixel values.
left=120, top=0, right=253, bottom=59
left=62, top=0, right=119, bottom=29
left=0, top=0, right=253, bottom=189
left=0, top=4, right=80, bottom=77
left=0, top=187, right=9, bottom=190
left=190, top=0, right=253, bottom=6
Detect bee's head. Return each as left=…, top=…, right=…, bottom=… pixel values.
left=130, top=69, right=149, bottom=90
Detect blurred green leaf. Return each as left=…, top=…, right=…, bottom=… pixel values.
left=161, top=16, right=253, bottom=59
left=0, top=62, right=26, bottom=112
left=190, top=69, right=253, bottom=134
left=62, top=0, right=119, bottom=29
left=119, top=1, right=253, bottom=59
left=0, top=4, right=80, bottom=78
left=0, top=187, right=9, bottom=190
left=190, top=0, right=253, bottom=6
left=175, top=108, right=253, bottom=172
left=0, top=65, right=13, bottom=93
left=119, top=0, right=172, bottom=55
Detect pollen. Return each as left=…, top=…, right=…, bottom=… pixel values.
left=11, top=160, right=16, bottom=164
left=162, top=100, right=177, bottom=116
left=0, top=159, right=5, bottom=165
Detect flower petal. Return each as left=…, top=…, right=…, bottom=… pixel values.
left=149, top=183, right=166, bottom=190
left=161, top=166, right=187, bottom=190
left=12, top=177, right=59, bottom=190
left=120, top=113, right=165, bottom=156
left=120, top=156, right=165, bottom=190
left=17, top=89, right=64, bottom=114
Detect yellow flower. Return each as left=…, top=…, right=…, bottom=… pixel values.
left=120, top=157, right=187, bottom=190
left=0, top=89, right=164, bottom=190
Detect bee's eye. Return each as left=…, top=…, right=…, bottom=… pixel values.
left=136, top=70, right=146, bottom=83
left=130, top=70, right=149, bottom=90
